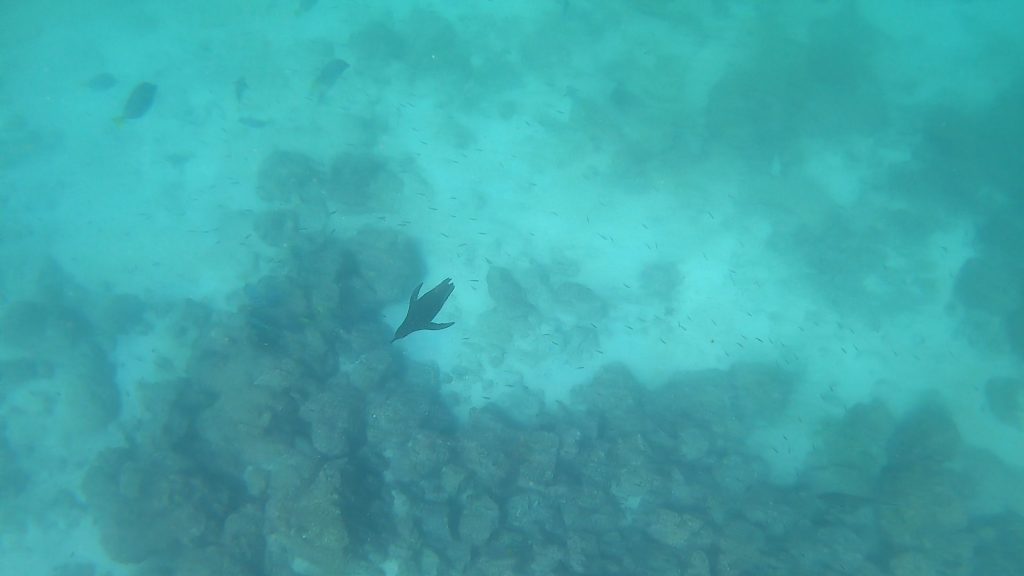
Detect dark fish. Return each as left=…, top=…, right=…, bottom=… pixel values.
left=296, top=0, right=318, bottom=14
left=392, top=278, right=455, bottom=342
left=117, top=82, right=157, bottom=122
left=85, top=73, right=117, bottom=91
left=0, top=358, right=55, bottom=386
left=311, top=58, right=349, bottom=103
left=234, top=77, right=248, bottom=103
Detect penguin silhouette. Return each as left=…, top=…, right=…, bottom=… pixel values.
left=392, top=278, right=455, bottom=342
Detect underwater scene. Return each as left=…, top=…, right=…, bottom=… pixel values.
left=2, top=1, right=1024, bottom=575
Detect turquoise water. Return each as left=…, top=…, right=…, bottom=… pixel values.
left=2, top=1, right=1023, bottom=574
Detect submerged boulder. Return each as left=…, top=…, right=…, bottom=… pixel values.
left=264, top=460, right=351, bottom=575
left=81, top=448, right=234, bottom=564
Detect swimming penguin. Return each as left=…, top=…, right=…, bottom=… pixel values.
left=392, top=278, right=455, bottom=342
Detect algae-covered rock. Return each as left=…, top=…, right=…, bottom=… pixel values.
left=886, top=401, right=962, bottom=469
left=572, top=363, right=645, bottom=435
left=264, top=460, right=351, bottom=574
left=972, top=512, right=1024, bottom=575
left=486, top=266, right=534, bottom=315
left=253, top=208, right=303, bottom=248
left=684, top=550, right=711, bottom=576
left=889, top=551, right=937, bottom=576
left=300, top=379, right=364, bottom=458
left=653, top=368, right=737, bottom=438
left=803, top=399, right=895, bottom=494
left=256, top=150, right=325, bottom=204
left=552, top=281, right=608, bottom=323
left=643, top=508, right=703, bottom=548
left=713, top=453, right=769, bottom=497
left=457, top=408, right=515, bottom=489
left=877, top=465, right=968, bottom=549
left=465, top=553, right=519, bottom=576
left=457, top=491, right=500, bottom=547
left=953, top=256, right=1024, bottom=316
left=506, top=490, right=558, bottom=535
left=0, top=299, right=91, bottom=352
left=876, top=401, right=969, bottom=551
left=1008, top=305, right=1024, bottom=360
left=390, top=429, right=452, bottom=485
left=222, top=504, right=265, bottom=568
left=61, top=341, right=121, bottom=434
left=366, top=370, right=454, bottom=456
left=81, top=448, right=234, bottom=564
left=516, top=430, right=559, bottom=488
left=413, top=500, right=456, bottom=550
left=346, top=226, right=423, bottom=307
left=0, top=294, right=120, bottom=435
left=0, top=357, right=54, bottom=390
left=566, top=531, right=601, bottom=574
left=559, top=483, right=623, bottom=537
left=611, top=441, right=666, bottom=507
left=675, top=425, right=710, bottom=462
left=728, top=362, right=796, bottom=425
left=188, top=340, right=305, bottom=477
left=241, top=274, right=311, bottom=346
left=49, top=562, right=95, bottom=576
left=716, top=520, right=767, bottom=574
left=134, top=547, right=251, bottom=576
left=985, top=377, right=1024, bottom=430
left=0, top=433, right=27, bottom=502
left=326, top=151, right=404, bottom=208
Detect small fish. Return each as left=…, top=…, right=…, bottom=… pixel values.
left=311, top=58, right=349, bottom=103
left=234, top=77, right=248, bottom=103
left=392, top=278, right=455, bottom=342
left=116, top=82, right=157, bottom=122
left=85, top=73, right=117, bottom=91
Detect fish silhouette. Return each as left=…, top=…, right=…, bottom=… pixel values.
left=115, top=82, right=157, bottom=123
